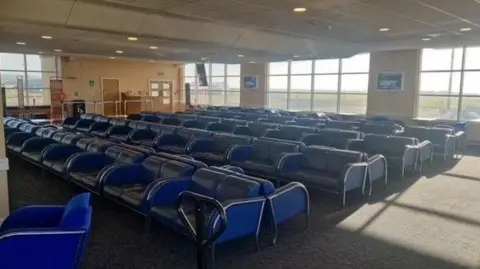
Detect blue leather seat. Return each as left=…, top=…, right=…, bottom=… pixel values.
left=182, top=119, right=208, bottom=129
left=6, top=124, right=41, bottom=153
left=403, top=126, right=459, bottom=160
left=21, top=128, right=66, bottom=163
left=290, top=117, right=326, bottom=127
left=205, top=122, right=235, bottom=133
left=209, top=166, right=309, bottom=244
left=89, top=116, right=112, bottom=137
left=258, top=115, right=295, bottom=124
left=188, top=133, right=252, bottom=165
left=0, top=193, right=92, bottom=269
left=246, top=122, right=279, bottom=137
left=67, top=145, right=148, bottom=193
left=154, top=128, right=212, bottom=154
left=108, top=119, right=133, bottom=141
left=101, top=156, right=196, bottom=214
left=228, top=138, right=302, bottom=179
left=278, top=146, right=370, bottom=207
left=42, top=138, right=115, bottom=177
left=325, top=120, right=360, bottom=130
left=161, top=117, right=182, bottom=126
left=359, top=122, right=403, bottom=135
left=73, top=114, right=100, bottom=132
left=148, top=168, right=265, bottom=254
left=197, top=116, right=222, bottom=124
left=302, top=128, right=362, bottom=149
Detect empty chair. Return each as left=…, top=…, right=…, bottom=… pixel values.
left=161, top=117, right=182, bottom=126
left=258, top=115, right=295, bottom=124
left=6, top=124, right=42, bottom=153
left=325, top=120, right=360, bottom=130
left=42, top=138, right=114, bottom=177
left=21, top=129, right=64, bottom=163
left=107, top=119, right=133, bottom=140
left=72, top=114, right=100, bottom=131
left=302, top=128, right=362, bottom=149
left=358, top=122, right=403, bottom=135
left=278, top=146, right=387, bottom=207
left=188, top=133, right=252, bottom=165
left=247, top=122, right=279, bottom=137
left=0, top=193, right=92, bottom=269
left=206, top=122, right=235, bottom=133
left=148, top=168, right=265, bottom=258
left=403, top=126, right=460, bottom=160
left=348, top=134, right=432, bottom=175
left=154, top=128, right=212, bottom=154
left=292, top=117, right=327, bottom=127
left=101, top=155, right=197, bottom=214
left=67, top=145, right=148, bottom=193
left=89, top=116, right=112, bottom=137
left=228, top=138, right=302, bottom=179
left=182, top=119, right=208, bottom=129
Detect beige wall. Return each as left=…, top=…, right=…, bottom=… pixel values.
left=240, top=63, right=267, bottom=108
left=62, top=58, right=184, bottom=112
left=367, top=50, right=422, bottom=119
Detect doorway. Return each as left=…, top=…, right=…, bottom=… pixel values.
left=150, top=80, right=174, bottom=113
left=101, top=78, right=120, bottom=116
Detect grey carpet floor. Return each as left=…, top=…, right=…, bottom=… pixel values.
left=8, top=152, right=479, bottom=269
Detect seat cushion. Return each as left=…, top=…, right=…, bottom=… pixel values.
left=70, top=171, right=100, bottom=187
left=150, top=206, right=181, bottom=226
left=106, top=184, right=147, bottom=199
left=22, top=151, right=42, bottom=162
left=120, top=186, right=149, bottom=207
left=110, top=134, right=129, bottom=141
left=132, top=139, right=154, bottom=145
left=283, top=171, right=340, bottom=189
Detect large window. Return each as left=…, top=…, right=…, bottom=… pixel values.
left=267, top=54, right=369, bottom=113
left=184, top=63, right=240, bottom=106
left=0, top=53, right=59, bottom=107
left=418, top=47, right=480, bottom=120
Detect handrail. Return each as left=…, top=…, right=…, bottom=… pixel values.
left=176, top=191, right=227, bottom=269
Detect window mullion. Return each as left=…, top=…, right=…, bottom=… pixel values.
left=457, top=46, right=467, bottom=121
left=310, top=60, right=315, bottom=111
left=337, top=60, right=342, bottom=113
left=23, top=54, right=29, bottom=107
left=287, top=61, right=291, bottom=110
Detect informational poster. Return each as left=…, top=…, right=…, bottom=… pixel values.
left=243, top=75, right=259, bottom=90
left=49, top=78, right=64, bottom=120
left=377, top=72, right=404, bottom=91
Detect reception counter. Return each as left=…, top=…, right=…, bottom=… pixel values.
left=121, top=93, right=173, bottom=114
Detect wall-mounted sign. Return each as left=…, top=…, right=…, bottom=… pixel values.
left=377, top=72, right=404, bottom=91
left=89, top=80, right=95, bottom=87
left=243, top=75, right=259, bottom=90
left=16, top=77, right=24, bottom=109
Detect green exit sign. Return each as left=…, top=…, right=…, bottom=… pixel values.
left=89, top=80, right=95, bottom=87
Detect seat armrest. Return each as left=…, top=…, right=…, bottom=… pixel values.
left=367, top=154, right=388, bottom=187
left=267, top=182, right=309, bottom=225
left=342, top=162, right=368, bottom=193
left=6, top=132, right=34, bottom=145
left=0, top=206, right=64, bottom=232
left=403, top=145, right=418, bottom=167
left=226, top=145, right=253, bottom=162
left=186, top=139, right=215, bottom=154
left=277, top=153, right=303, bottom=174
left=444, top=134, right=456, bottom=158
left=99, top=164, right=154, bottom=189
left=42, top=144, right=81, bottom=160
left=20, top=137, right=55, bottom=152
left=66, top=152, right=112, bottom=175
left=208, top=197, right=265, bottom=243
left=454, top=131, right=467, bottom=151
left=147, top=178, right=192, bottom=207
left=416, top=140, right=433, bottom=163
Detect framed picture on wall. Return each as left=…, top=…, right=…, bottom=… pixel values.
left=377, top=72, right=404, bottom=91
left=243, top=75, right=259, bottom=90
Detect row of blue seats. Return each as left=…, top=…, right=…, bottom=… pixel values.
left=5, top=118, right=310, bottom=258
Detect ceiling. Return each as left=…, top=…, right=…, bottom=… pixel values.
left=1, top=0, right=480, bottom=63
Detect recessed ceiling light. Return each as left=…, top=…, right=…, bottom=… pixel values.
left=16, top=42, right=26, bottom=45
left=38, top=52, right=43, bottom=54
left=149, top=60, right=155, bottom=63
left=127, top=37, right=138, bottom=41
left=201, top=57, right=207, bottom=61
left=378, top=28, right=390, bottom=32
left=237, top=54, right=244, bottom=58
left=293, top=7, right=307, bottom=13
left=54, top=49, right=62, bottom=52
left=249, top=61, right=256, bottom=63
left=293, top=55, right=300, bottom=58
left=149, top=46, right=158, bottom=49
left=109, top=57, right=115, bottom=59
left=460, top=28, right=472, bottom=32
left=41, top=36, right=52, bottom=39
left=116, top=50, right=124, bottom=54
left=422, top=38, right=431, bottom=41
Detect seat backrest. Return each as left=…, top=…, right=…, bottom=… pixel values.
left=80, top=114, right=95, bottom=120
left=52, top=132, right=68, bottom=142
left=77, top=138, right=98, bottom=150
left=190, top=168, right=228, bottom=197
left=35, top=127, right=49, bottom=136
left=159, top=124, right=178, bottom=135
left=427, top=127, right=453, bottom=144
left=295, top=117, right=326, bottom=126
left=162, top=117, right=182, bottom=126
left=206, top=122, right=234, bottom=133
left=212, top=134, right=251, bottom=153
left=42, top=128, right=58, bottom=138
left=62, top=134, right=86, bottom=145
left=301, top=146, right=332, bottom=171
left=386, top=136, right=418, bottom=153
left=160, top=160, right=194, bottom=178
left=209, top=166, right=275, bottom=195
left=325, top=149, right=365, bottom=174
left=106, top=147, right=146, bottom=164
left=110, top=118, right=128, bottom=126
left=251, top=139, right=274, bottom=162
left=215, top=176, right=260, bottom=202
left=267, top=115, right=295, bottom=124
left=87, top=141, right=116, bottom=152
left=249, top=123, right=279, bottom=137
left=360, top=123, right=395, bottom=135
left=129, top=121, right=149, bottom=130
left=177, top=128, right=212, bottom=141
left=198, top=116, right=222, bottom=123
left=269, top=140, right=301, bottom=163
left=280, top=125, right=316, bottom=140
left=182, top=120, right=207, bottom=129
left=326, top=120, right=359, bottom=130
left=363, top=134, right=389, bottom=150
left=60, top=193, right=91, bottom=229
left=264, top=129, right=290, bottom=140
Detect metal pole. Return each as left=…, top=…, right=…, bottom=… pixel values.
left=457, top=46, right=467, bottom=121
